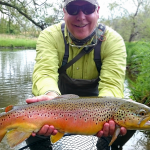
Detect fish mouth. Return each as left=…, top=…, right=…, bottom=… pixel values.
left=144, top=121, right=150, bottom=125
left=138, top=115, right=150, bottom=128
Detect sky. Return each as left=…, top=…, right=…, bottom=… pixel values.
left=98, top=0, right=137, bottom=18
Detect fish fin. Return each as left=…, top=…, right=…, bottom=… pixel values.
left=5, top=105, right=23, bottom=112
left=54, top=94, right=79, bottom=100
left=0, top=129, right=7, bottom=142
left=6, top=129, right=31, bottom=148
left=50, top=132, right=64, bottom=144
left=109, top=125, right=121, bottom=146
left=5, top=105, right=14, bottom=112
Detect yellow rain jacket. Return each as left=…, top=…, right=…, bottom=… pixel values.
left=32, top=22, right=126, bottom=98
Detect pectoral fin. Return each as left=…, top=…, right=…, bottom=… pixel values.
left=6, top=123, right=38, bottom=148
left=50, top=132, right=64, bottom=144
left=0, top=129, right=7, bottom=142
left=109, top=125, right=121, bottom=146
left=6, top=129, right=31, bottom=148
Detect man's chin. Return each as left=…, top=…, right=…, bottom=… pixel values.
left=73, top=34, right=89, bottom=40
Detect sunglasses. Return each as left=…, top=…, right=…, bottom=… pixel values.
left=65, top=4, right=97, bottom=15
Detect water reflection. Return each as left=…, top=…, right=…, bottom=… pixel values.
left=0, top=49, right=149, bottom=150
left=0, top=50, right=35, bottom=108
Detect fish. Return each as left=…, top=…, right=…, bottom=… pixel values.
left=0, top=94, right=150, bottom=148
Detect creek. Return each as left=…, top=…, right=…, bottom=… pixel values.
left=0, top=49, right=149, bottom=150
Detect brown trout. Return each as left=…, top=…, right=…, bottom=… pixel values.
left=0, top=94, right=150, bottom=148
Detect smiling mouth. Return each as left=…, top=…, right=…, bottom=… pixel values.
left=74, top=24, right=87, bottom=28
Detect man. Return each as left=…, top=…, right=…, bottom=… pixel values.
left=26, top=0, right=135, bottom=149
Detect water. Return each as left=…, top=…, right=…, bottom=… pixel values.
left=0, top=49, right=35, bottom=106
left=0, top=49, right=149, bottom=150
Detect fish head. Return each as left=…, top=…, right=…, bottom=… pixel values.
left=114, top=99, right=150, bottom=130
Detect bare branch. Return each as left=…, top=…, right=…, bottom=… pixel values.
left=0, top=1, right=45, bottom=29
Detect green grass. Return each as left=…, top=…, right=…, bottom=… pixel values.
left=126, top=41, right=150, bottom=75
left=0, top=34, right=37, bottom=49
left=126, top=41, right=150, bottom=105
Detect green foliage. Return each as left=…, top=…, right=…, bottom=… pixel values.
left=0, top=18, right=8, bottom=33
left=100, top=1, right=150, bottom=42
left=0, top=0, right=63, bottom=30
left=0, top=18, right=21, bottom=34
left=126, top=41, right=150, bottom=105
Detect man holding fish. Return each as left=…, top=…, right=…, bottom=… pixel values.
left=26, top=0, right=135, bottom=149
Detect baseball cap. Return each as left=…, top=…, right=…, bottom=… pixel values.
left=64, top=0, right=99, bottom=7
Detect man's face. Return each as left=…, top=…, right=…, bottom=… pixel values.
left=63, top=1, right=100, bottom=40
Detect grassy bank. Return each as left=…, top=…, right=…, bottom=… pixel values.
left=126, top=41, right=150, bottom=105
left=0, top=34, right=37, bottom=49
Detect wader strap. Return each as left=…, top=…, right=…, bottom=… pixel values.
left=61, top=23, right=69, bottom=67
left=94, top=24, right=106, bottom=73
left=58, top=46, right=94, bottom=73
left=60, top=23, right=106, bottom=73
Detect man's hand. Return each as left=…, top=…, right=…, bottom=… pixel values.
left=96, top=120, right=127, bottom=137
left=26, top=92, right=58, bottom=104
left=31, top=125, right=58, bottom=137
left=26, top=92, right=58, bottom=137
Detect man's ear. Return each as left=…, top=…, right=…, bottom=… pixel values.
left=63, top=8, right=66, bottom=13
left=97, top=6, right=100, bottom=14
left=96, top=6, right=100, bottom=18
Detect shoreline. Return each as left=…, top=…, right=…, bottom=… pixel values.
left=0, top=46, right=36, bottom=50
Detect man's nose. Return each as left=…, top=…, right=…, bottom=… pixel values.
left=76, top=10, right=86, bottom=20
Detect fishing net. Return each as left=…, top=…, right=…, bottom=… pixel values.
left=19, top=135, right=111, bottom=150
left=53, top=135, right=98, bottom=150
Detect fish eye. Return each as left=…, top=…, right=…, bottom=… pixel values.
left=139, top=109, right=147, bottom=116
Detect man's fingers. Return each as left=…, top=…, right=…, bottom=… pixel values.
left=37, top=125, right=51, bottom=135
left=103, top=123, right=109, bottom=137
left=26, top=97, right=38, bottom=104
left=31, top=125, right=57, bottom=137
left=51, top=129, right=58, bottom=135
left=96, top=120, right=127, bottom=138
left=37, top=125, right=57, bottom=136
left=43, top=126, right=57, bottom=136
left=26, top=95, right=55, bottom=104
left=109, top=120, right=115, bottom=136
left=120, top=127, right=127, bottom=136
left=32, top=132, right=36, bottom=137
left=96, top=130, right=103, bottom=138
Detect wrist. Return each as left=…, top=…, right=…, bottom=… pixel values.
left=44, top=90, right=60, bottom=97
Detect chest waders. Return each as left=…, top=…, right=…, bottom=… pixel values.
left=58, top=23, right=106, bottom=96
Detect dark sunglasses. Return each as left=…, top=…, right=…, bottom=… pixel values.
left=65, top=4, right=97, bottom=15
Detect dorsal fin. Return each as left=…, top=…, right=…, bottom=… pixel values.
left=5, top=105, right=14, bottom=112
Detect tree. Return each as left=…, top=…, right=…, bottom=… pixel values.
left=0, top=0, right=63, bottom=30
left=101, top=0, right=150, bottom=42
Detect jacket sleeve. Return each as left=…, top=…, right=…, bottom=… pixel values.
left=98, top=27, right=127, bottom=98
left=32, top=26, right=62, bottom=96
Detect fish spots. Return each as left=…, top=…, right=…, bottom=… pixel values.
left=115, top=110, right=125, bottom=120
left=84, top=118, right=87, bottom=122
